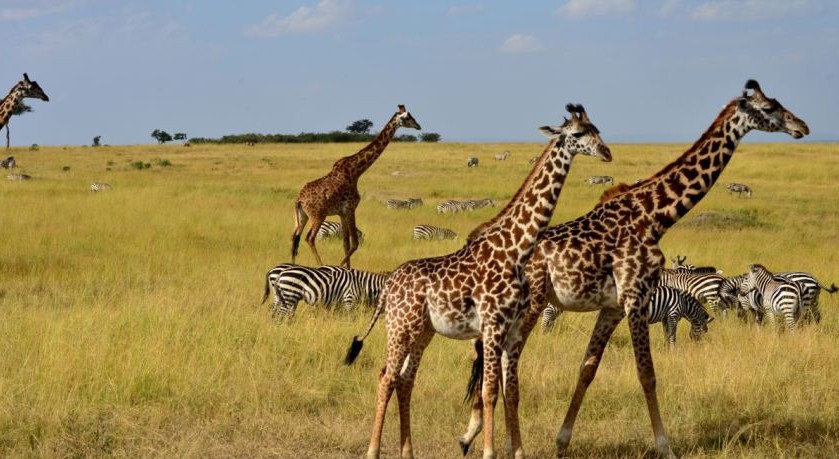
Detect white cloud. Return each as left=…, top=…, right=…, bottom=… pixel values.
left=499, top=34, right=545, bottom=54
left=1, top=1, right=77, bottom=21
left=447, top=5, right=485, bottom=16
left=244, top=0, right=350, bottom=37
left=692, top=0, right=815, bottom=20
left=556, top=0, right=636, bottom=18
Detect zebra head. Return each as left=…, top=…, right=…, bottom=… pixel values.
left=15, top=73, right=49, bottom=102
left=394, top=104, right=422, bottom=130
left=538, top=104, right=612, bottom=162
left=736, top=80, right=808, bottom=139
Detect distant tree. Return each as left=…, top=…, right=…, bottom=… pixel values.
left=420, top=132, right=441, bottom=143
left=5, top=102, right=33, bottom=149
left=151, top=129, right=173, bottom=144
left=173, top=133, right=187, bottom=142
left=395, top=134, right=418, bottom=142
left=92, top=136, right=101, bottom=147
left=346, top=119, right=373, bottom=134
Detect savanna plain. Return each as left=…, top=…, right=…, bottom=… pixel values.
left=0, top=141, right=837, bottom=458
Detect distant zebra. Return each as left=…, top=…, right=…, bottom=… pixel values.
left=659, top=268, right=724, bottom=312
left=585, top=175, right=614, bottom=185
left=541, top=286, right=713, bottom=345
left=727, top=182, right=752, bottom=198
left=0, top=156, right=16, bottom=169
left=386, top=198, right=423, bottom=209
left=670, top=255, right=722, bottom=274
left=493, top=151, right=510, bottom=161
left=315, top=220, right=365, bottom=243
left=6, top=173, right=30, bottom=181
left=462, top=198, right=495, bottom=211
left=741, top=264, right=802, bottom=330
left=262, top=264, right=388, bottom=319
left=412, top=224, right=457, bottom=241
left=436, top=200, right=468, bottom=214
left=467, top=157, right=479, bottom=167
left=528, top=156, right=539, bottom=165
left=90, top=182, right=112, bottom=192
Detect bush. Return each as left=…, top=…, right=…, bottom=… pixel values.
left=131, top=161, right=151, bottom=170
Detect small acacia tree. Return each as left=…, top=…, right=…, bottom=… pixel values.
left=173, top=133, right=187, bottom=142
left=346, top=119, right=373, bottom=134
left=151, top=129, right=173, bottom=144
left=420, top=132, right=441, bottom=143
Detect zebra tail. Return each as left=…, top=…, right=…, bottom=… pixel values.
left=261, top=272, right=271, bottom=304
left=464, top=340, right=484, bottom=404
left=822, top=282, right=839, bottom=294
left=344, top=292, right=387, bottom=365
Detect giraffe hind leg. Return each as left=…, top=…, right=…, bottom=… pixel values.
left=291, top=204, right=309, bottom=262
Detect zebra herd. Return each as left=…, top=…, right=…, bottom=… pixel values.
left=435, top=198, right=495, bottom=213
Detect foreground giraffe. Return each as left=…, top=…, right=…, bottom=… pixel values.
left=344, top=105, right=612, bottom=459
left=1, top=73, right=49, bottom=148
left=461, top=80, right=809, bottom=458
left=291, top=105, right=421, bottom=267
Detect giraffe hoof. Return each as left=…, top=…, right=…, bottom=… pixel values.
left=458, top=438, right=470, bottom=456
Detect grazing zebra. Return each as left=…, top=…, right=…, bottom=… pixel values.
left=467, top=157, right=479, bottom=167
left=542, top=286, right=713, bottom=346
left=585, top=175, right=614, bottom=185
left=659, top=268, right=724, bottom=312
left=493, top=150, right=510, bottom=161
left=90, top=182, right=112, bottom=192
left=6, top=173, right=30, bottom=181
left=741, top=264, right=802, bottom=330
left=727, top=182, right=752, bottom=198
left=412, top=224, right=457, bottom=241
left=528, top=156, right=539, bottom=165
left=315, top=220, right=364, bottom=243
left=0, top=156, right=15, bottom=169
left=462, top=198, right=495, bottom=211
left=386, top=198, right=423, bottom=209
left=436, top=199, right=468, bottom=214
left=262, top=264, right=388, bottom=319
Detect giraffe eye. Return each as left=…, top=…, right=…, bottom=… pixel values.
left=761, top=106, right=776, bottom=113
left=572, top=132, right=585, bottom=139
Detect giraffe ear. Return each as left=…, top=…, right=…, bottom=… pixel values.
left=538, top=126, right=560, bottom=137
left=23, top=73, right=30, bottom=83
left=397, top=105, right=406, bottom=113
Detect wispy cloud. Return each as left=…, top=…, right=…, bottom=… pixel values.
left=556, top=0, right=636, bottom=18
left=446, top=5, right=485, bottom=17
left=658, top=0, right=682, bottom=17
left=499, top=34, right=545, bottom=54
left=244, top=0, right=350, bottom=37
left=1, top=0, right=78, bottom=21
left=692, top=0, right=815, bottom=20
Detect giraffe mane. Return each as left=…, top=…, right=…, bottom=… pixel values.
left=598, top=183, right=632, bottom=203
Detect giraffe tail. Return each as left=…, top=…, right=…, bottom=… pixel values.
left=291, top=201, right=303, bottom=260
left=464, top=339, right=484, bottom=404
left=344, top=291, right=387, bottom=365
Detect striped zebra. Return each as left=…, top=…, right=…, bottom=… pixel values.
left=315, top=220, right=364, bottom=243
left=262, top=264, right=388, bottom=319
left=741, top=264, right=802, bottom=330
left=541, top=286, right=713, bottom=345
left=90, top=182, right=112, bottom=192
left=412, top=224, right=457, bottom=241
left=670, top=256, right=722, bottom=274
left=467, top=157, right=479, bottom=167
left=386, top=198, right=423, bottom=209
left=493, top=151, right=510, bottom=161
left=585, top=175, right=614, bottom=185
left=772, top=271, right=836, bottom=323
left=727, top=182, right=752, bottom=198
left=718, top=274, right=764, bottom=322
left=6, top=173, right=30, bottom=181
left=462, top=198, right=495, bottom=211
left=659, top=268, right=724, bottom=312
left=436, top=199, right=468, bottom=214
left=0, top=156, right=16, bottom=169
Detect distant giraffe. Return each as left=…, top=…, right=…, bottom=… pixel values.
left=344, top=104, right=612, bottom=459
left=460, top=80, right=809, bottom=458
left=1, top=73, right=49, bottom=149
left=291, top=105, right=421, bottom=267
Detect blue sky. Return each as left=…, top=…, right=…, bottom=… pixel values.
left=3, top=0, right=837, bottom=145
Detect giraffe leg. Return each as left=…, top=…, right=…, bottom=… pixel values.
left=501, top=337, right=525, bottom=459
left=480, top=328, right=507, bottom=459
left=339, top=213, right=359, bottom=268
left=304, top=217, right=326, bottom=265
left=395, top=325, right=435, bottom=459
left=368, top=338, right=411, bottom=459
left=556, top=308, right=624, bottom=457
left=626, top=302, right=676, bottom=459
left=291, top=204, right=309, bottom=263
left=460, top=340, right=484, bottom=455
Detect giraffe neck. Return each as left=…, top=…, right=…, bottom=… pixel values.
left=637, top=101, right=748, bottom=232
left=472, top=138, right=573, bottom=261
left=0, top=84, right=23, bottom=129
left=336, top=113, right=400, bottom=179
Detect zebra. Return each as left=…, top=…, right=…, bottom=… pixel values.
left=718, top=274, right=764, bottom=322
left=659, top=268, right=724, bottom=313
left=412, top=224, right=457, bottom=241
left=467, top=157, right=479, bottom=167
left=585, top=175, right=614, bottom=185
left=528, top=156, right=539, bottom=165
left=436, top=200, right=468, bottom=214
left=462, top=198, right=495, bottom=211
left=670, top=255, right=722, bottom=274
left=741, top=264, right=802, bottom=330
left=315, top=220, right=365, bottom=243
left=6, top=173, right=30, bottom=181
left=541, top=286, right=713, bottom=346
left=90, top=182, right=112, bottom=192
left=773, top=271, right=836, bottom=323
left=0, top=156, right=16, bottom=169
left=262, top=264, right=388, bottom=319
left=493, top=151, right=510, bottom=161
left=727, top=182, right=752, bottom=198
left=386, top=198, right=423, bottom=209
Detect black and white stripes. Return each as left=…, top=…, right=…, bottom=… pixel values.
left=741, top=264, right=802, bottom=330
left=412, top=224, right=457, bottom=241
left=386, top=198, right=423, bottom=209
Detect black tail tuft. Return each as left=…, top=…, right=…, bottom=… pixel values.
left=291, top=234, right=301, bottom=259
left=344, top=336, right=364, bottom=365
left=463, top=340, right=484, bottom=404
left=827, top=283, right=838, bottom=294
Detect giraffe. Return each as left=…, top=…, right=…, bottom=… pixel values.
left=460, top=80, right=809, bottom=458
left=344, top=104, right=612, bottom=459
left=1, top=74, right=49, bottom=148
left=291, top=104, right=421, bottom=268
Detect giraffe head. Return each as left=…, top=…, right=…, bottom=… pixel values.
left=538, top=104, right=612, bottom=162
left=394, top=104, right=421, bottom=130
left=14, top=73, right=50, bottom=102
left=735, top=80, right=807, bottom=138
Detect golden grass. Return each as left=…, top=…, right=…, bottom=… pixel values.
left=0, top=141, right=837, bottom=458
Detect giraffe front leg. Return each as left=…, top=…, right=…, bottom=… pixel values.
left=501, top=343, right=525, bottom=459
left=459, top=340, right=484, bottom=455
left=480, top=332, right=504, bottom=459
left=556, top=308, right=624, bottom=457
left=395, top=326, right=435, bottom=459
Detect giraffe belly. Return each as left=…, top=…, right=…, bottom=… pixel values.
left=428, top=305, right=482, bottom=340
left=552, top=280, right=618, bottom=313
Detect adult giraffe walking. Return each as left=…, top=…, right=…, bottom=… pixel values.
left=291, top=105, right=421, bottom=267
left=345, top=105, right=612, bottom=459
left=461, top=80, right=809, bottom=458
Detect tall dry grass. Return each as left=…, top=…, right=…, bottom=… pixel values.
left=0, top=141, right=836, bottom=458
